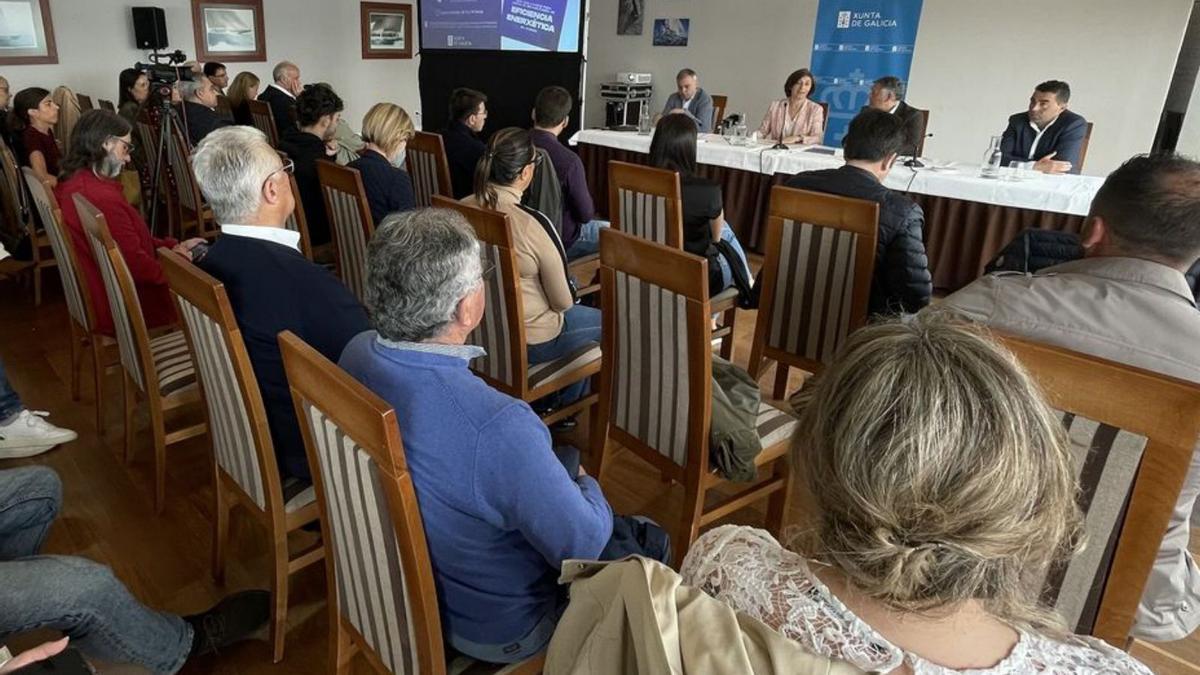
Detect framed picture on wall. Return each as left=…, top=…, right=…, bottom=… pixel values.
left=361, top=2, right=412, bottom=59
left=0, top=0, right=57, bottom=65
left=191, top=0, right=267, bottom=63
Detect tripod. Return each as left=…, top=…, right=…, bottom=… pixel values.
left=144, top=88, right=184, bottom=239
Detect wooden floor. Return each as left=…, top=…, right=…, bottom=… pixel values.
left=2, top=269, right=1199, bottom=674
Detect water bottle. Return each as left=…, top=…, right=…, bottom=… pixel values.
left=637, top=102, right=651, bottom=135
left=980, top=135, right=1002, bottom=178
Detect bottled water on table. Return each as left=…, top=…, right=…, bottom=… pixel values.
left=980, top=135, right=1003, bottom=178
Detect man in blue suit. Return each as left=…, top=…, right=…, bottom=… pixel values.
left=190, top=126, right=369, bottom=484
left=1000, top=80, right=1088, bottom=175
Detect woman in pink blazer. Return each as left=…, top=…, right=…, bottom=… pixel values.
left=757, top=68, right=825, bottom=145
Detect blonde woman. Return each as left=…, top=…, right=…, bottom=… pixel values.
left=681, top=312, right=1152, bottom=674
left=757, top=68, right=825, bottom=145
left=225, top=71, right=260, bottom=126
left=347, top=102, right=416, bottom=225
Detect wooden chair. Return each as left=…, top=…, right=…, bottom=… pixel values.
left=0, top=138, right=55, bottom=305
left=165, top=124, right=219, bottom=240
left=710, top=94, right=728, bottom=129
left=431, top=196, right=601, bottom=427
left=1079, top=122, right=1095, bottom=173
left=135, top=112, right=181, bottom=239
left=317, top=161, right=374, bottom=301
left=914, top=107, right=930, bottom=156
left=74, top=194, right=206, bottom=512
left=747, top=186, right=878, bottom=399
left=405, top=131, right=453, bottom=208
left=606, top=160, right=739, bottom=359
left=280, top=332, right=546, bottom=675
left=818, top=101, right=830, bottom=133
left=215, top=94, right=234, bottom=121
left=591, top=229, right=796, bottom=564
left=160, top=251, right=323, bottom=663
left=248, top=99, right=280, bottom=147
left=285, top=172, right=314, bottom=260
left=23, top=169, right=117, bottom=431
left=76, top=93, right=94, bottom=111
left=997, top=336, right=1200, bottom=646
left=98, top=99, right=116, bottom=113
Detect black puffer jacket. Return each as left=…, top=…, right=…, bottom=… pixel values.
left=784, top=165, right=932, bottom=315
left=984, top=229, right=1084, bottom=275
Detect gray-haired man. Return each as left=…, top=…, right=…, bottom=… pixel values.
left=181, top=75, right=230, bottom=146
left=338, top=208, right=669, bottom=664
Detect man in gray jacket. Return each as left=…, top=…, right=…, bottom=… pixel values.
left=940, top=153, right=1200, bottom=642
left=660, top=68, right=714, bottom=133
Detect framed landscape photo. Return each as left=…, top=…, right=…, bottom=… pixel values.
left=0, top=0, right=57, bottom=65
left=192, top=0, right=266, bottom=63
left=361, top=2, right=412, bottom=59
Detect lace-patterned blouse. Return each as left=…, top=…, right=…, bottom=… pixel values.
left=680, top=526, right=1152, bottom=675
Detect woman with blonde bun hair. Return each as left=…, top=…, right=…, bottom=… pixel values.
left=681, top=311, right=1152, bottom=674
left=347, top=101, right=416, bottom=225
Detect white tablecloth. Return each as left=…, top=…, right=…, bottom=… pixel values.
left=570, top=129, right=1103, bottom=217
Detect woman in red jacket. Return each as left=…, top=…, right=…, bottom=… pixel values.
left=56, top=110, right=203, bottom=336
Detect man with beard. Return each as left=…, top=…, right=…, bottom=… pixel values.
left=278, top=83, right=343, bottom=249
left=999, top=80, right=1088, bottom=175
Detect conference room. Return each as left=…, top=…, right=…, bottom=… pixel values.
left=1, top=0, right=1199, bottom=672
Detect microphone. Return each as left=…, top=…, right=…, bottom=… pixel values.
left=904, top=132, right=934, bottom=168
left=771, top=102, right=789, bottom=150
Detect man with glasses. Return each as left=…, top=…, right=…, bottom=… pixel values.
left=191, top=126, right=368, bottom=486
left=442, top=87, right=489, bottom=198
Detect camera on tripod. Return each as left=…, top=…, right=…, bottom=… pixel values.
left=134, top=49, right=193, bottom=99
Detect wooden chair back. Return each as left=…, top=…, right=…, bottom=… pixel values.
left=317, top=161, right=374, bottom=300
left=248, top=99, right=280, bottom=147
left=23, top=169, right=93, bottom=332
left=160, top=250, right=280, bottom=516
left=430, top=195, right=528, bottom=397
left=167, top=123, right=206, bottom=218
left=0, top=139, right=31, bottom=244
left=215, top=95, right=234, bottom=121
left=914, top=107, right=930, bottom=156
left=818, top=101, right=830, bottom=132
left=606, top=161, right=684, bottom=248
left=76, top=93, right=94, bottom=111
left=1079, top=122, right=1095, bottom=173
left=999, top=336, right=1200, bottom=645
left=98, top=99, right=116, bottom=113
left=405, top=131, right=453, bottom=208
left=280, top=331, right=446, bottom=675
left=277, top=151, right=313, bottom=260
left=710, top=94, right=728, bottom=129
left=748, top=186, right=878, bottom=386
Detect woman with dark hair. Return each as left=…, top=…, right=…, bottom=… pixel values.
left=463, top=127, right=598, bottom=407
left=117, top=68, right=149, bottom=124
left=56, top=110, right=203, bottom=336
left=648, top=114, right=751, bottom=295
left=10, top=87, right=60, bottom=187
left=757, top=68, right=825, bottom=145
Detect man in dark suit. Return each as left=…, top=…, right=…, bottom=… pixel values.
left=441, top=87, right=488, bottom=199
left=278, top=83, right=343, bottom=249
left=785, top=109, right=932, bottom=316
left=866, top=76, right=925, bottom=157
left=191, top=126, right=369, bottom=483
left=257, top=61, right=302, bottom=135
left=1000, top=80, right=1088, bottom=175
left=180, top=76, right=231, bottom=146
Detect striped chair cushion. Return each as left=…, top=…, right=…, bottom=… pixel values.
left=86, top=228, right=145, bottom=391
left=324, top=187, right=369, bottom=301
left=1042, top=412, right=1148, bottom=635
left=468, top=243, right=516, bottom=389
left=302, top=402, right=422, bottom=674
left=612, top=270, right=691, bottom=466
left=284, top=485, right=317, bottom=513
left=150, top=330, right=197, bottom=397
left=408, top=150, right=441, bottom=208
left=617, top=188, right=669, bottom=245
left=176, top=300, right=267, bottom=510
left=528, top=342, right=601, bottom=391
left=24, top=171, right=87, bottom=330
left=251, top=110, right=277, bottom=145
left=766, top=219, right=859, bottom=364
left=756, top=401, right=798, bottom=449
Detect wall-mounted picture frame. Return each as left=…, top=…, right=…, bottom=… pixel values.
left=191, top=0, right=267, bottom=63
left=0, top=0, right=57, bottom=65
left=361, top=2, right=412, bottom=60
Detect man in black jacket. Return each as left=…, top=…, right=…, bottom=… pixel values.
left=278, top=83, right=343, bottom=248
left=180, top=76, right=231, bottom=146
left=257, top=61, right=302, bottom=134
left=785, top=108, right=932, bottom=316
left=441, top=87, right=489, bottom=198
left=999, top=80, right=1088, bottom=175
left=191, top=126, right=369, bottom=483
left=866, top=76, right=925, bottom=157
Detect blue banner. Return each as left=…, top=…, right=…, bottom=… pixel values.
left=811, top=0, right=923, bottom=145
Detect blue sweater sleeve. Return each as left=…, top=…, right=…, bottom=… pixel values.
left=472, top=405, right=613, bottom=566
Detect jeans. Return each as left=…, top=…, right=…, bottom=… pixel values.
left=0, top=467, right=193, bottom=674
left=527, top=304, right=602, bottom=408
left=565, top=220, right=608, bottom=261
left=715, top=222, right=751, bottom=291
left=0, top=357, right=22, bottom=424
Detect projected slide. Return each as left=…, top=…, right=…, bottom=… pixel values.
left=420, top=0, right=582, bottom=52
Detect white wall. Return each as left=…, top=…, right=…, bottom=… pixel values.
left=585, top=0, right=1193, bottom=176
left=0, top=0, right=422, bottom=131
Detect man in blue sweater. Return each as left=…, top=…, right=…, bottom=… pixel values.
left=339, top=208, right=667, bottom=663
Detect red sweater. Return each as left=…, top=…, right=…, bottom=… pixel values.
left=56, top=170, right=178, bottom=336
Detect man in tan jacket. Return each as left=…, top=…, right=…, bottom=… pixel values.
left=940, top=153, right=1200, bottom=642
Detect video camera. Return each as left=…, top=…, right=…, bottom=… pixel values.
left=134, top=49, right=194, bottom=99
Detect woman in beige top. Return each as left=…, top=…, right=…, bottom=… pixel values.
left=462, top=127, right=599, bottom=407
left=757, top=68, right=825, bottom=145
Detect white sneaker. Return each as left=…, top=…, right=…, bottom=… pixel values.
left=0, top=410, right=78, bottom=459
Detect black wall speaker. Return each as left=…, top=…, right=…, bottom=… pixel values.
left=132, top=7, right=168, bottom=50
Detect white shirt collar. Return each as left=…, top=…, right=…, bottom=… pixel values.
left=269, top=82, right=295, bottom=99
left=220, top=224, right=301, bottom=251
left=888, top=101, right=901, bottom=114
left=1026, top=114, right=1060, bottom=159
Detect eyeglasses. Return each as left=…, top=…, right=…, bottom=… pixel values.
left=262, top=159, right=294, bottom=190
left=480, top=255, right=496, bottom=282
left=108, top=136, right=135, bottom=153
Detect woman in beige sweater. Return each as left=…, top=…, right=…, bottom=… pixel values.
left=462, top=128, right=599, bottom=406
